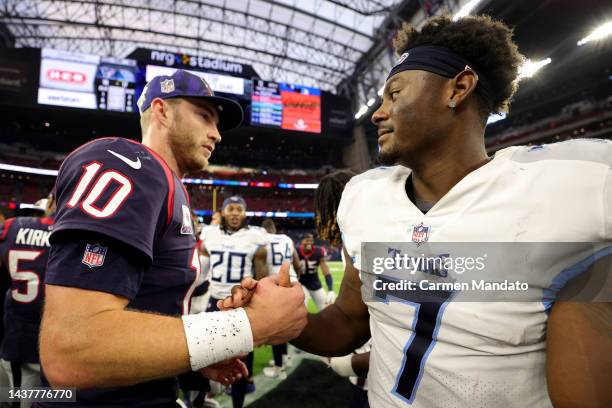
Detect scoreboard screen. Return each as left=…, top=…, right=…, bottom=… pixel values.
left=30, top=48, right=337, bottom=133
left=251, top=79, right=321, bottom=133
left=38, top=48, right=138, bottom=113
left=251, top=79, right=282, bottom=127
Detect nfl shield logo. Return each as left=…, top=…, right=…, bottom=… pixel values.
left=411, top=223, right=430, bottom=246
left=393, top=52, right=409, bottom=68
left=180, top=205, right=194, bottom=235
left=160, top=79, right=175, bottom=93
left=82, top=244, right=108, bottom=268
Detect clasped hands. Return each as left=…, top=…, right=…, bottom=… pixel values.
left=219, top=262, right=308, bottom=346
left=200, top=262, right=307, bottom=386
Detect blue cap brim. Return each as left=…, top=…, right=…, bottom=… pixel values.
left=193, top=95, right=244, bottom=132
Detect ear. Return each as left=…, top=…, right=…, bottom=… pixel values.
left=448, top=69, right=479, bottom=109
left=149, top=98, right=174, bottom=129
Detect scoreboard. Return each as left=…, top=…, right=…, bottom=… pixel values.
left=251, top=79, right=283, bottom=127
left=251, top=79, right=321, bottom=133
left=38, top=48, right=138, bottom=113
left=0, top=47, right=351, bottom=136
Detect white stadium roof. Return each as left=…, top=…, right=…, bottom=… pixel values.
left=1, top=0, right=404, bottom=92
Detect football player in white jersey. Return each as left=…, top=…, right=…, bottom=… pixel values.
left=222, top=15, right=611, bottom=408
left=261, top=218, right=303, bottom=379
left=200, top=196, right=269, bottom=408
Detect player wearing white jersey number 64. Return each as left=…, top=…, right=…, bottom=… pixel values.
left=260, top=218, right=303, bottom=379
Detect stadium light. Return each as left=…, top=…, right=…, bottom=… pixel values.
left=354, top=105, right=368, bottom=119
left=377, top=85, right=385, bottom=96
left=452, top=0, right=483, bottom=21
left=0, top=162, right=319, bottom=190
left=577, top=21, right=612, bottom=46
left=367, top=98, right=376, bottom=107
left=518, top=58, right=552, bottom=80
left=0, top=163, right=58, bottom=176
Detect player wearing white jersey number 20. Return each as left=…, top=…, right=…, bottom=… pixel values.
left=199, top=197, right=269, bottom=302
left=199, top=196, right=269, bottom=408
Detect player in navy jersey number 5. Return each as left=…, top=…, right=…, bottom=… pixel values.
left=0, top=194, right=55, bottom=408
left=38, top=69, right=307, bottom=407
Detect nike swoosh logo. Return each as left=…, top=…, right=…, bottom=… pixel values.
left=107, top=149, right=142, bottom=170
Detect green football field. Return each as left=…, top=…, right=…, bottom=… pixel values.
left=252, top=261, right=345, bottom=376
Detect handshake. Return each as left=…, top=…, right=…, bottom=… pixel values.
left=216, top=262, right=308, bottom=347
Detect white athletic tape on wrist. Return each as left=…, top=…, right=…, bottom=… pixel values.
left=182, top=308, right=253, bottom=371
left=329, top=354, right=356, bottom=377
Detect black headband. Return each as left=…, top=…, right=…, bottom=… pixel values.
left=387, top=44, right=495, bottom=109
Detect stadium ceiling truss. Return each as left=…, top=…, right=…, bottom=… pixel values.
left=0, top=0, right=406, bottom=93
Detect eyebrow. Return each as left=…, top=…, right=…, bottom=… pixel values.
left=197, top=103, right=220, bottom=125
left=384, top=77, right=402, bottom=95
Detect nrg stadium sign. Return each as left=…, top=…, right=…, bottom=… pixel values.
left=128, top=48, right=259, bottom=79
left=151, top=51, right=243, bottom=74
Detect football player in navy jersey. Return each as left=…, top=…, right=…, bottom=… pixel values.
left=298, top=233, right=334, bottom=311
left=38, top=69, right=307, bottom=407
left=0, top=194, right=55, bottom=407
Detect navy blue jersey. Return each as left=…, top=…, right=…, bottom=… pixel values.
left=0, top=216, right=53, bottom=363
left=42, top=137, right=200, bottom=407
left=297, top=245, right=326, bottom=291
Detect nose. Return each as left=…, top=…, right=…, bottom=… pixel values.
left=371, top=104, right=389, bottom=126
left=209, top=125, right=222, bottom=144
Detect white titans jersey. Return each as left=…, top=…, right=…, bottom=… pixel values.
left=200, top=225, right=269, bottom=299
left=337, top=139, right=612, bottom=408
left=267, top=233, right=298, bottom=281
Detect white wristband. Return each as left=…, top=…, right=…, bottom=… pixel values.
left=329, top=354, right=356, bottom=377
left=182, top=308, right=254, bottom=371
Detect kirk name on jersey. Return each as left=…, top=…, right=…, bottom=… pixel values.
left=14, top=226, right=52, bottom=247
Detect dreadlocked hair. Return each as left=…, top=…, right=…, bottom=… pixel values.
left=314, top=170, right=357, bottom=246
left=393, top=15, right=524, bottom=120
